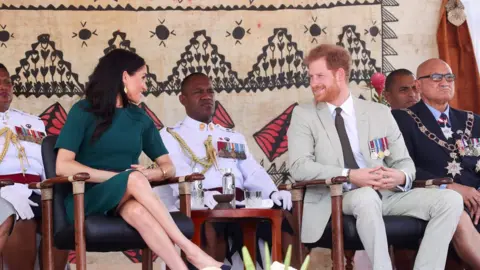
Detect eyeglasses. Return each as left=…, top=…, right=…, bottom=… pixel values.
left=417, top=73, right=456, bottom=82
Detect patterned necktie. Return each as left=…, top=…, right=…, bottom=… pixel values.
left=438, top=113, right=450, bottom=128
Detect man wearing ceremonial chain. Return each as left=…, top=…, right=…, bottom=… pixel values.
left=392, top=58, right=480, bottom=269
left=0, top=64, right=69, bottom=270
left=155, top=73, right=292, bottom=269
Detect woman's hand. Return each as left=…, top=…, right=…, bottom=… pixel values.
left=130, top=164, right=146, bottom=171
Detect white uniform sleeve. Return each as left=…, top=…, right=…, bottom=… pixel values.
left=237, top=134, right=277, bottom=199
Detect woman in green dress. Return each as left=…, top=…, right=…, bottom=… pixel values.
left=55, top=49, right=226, bottom=270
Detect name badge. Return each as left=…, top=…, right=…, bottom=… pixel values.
left=217, top=140, right=247, bottom=160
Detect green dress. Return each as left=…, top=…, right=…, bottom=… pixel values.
left=55, top=99, right=168, bottom=224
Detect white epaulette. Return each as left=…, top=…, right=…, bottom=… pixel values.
left=10, top=108, right=41, bottom=120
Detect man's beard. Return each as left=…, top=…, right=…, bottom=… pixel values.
left=313, top=82, right=340, bottom=103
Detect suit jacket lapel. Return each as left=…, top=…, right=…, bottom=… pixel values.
left=449, top=109, right=463, bottom=141
left=353, top=98, right=370, bottom=161
left=315, top=102, right=343, bottom=165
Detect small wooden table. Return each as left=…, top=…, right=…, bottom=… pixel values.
left=191, top=208, right=283, bottom=267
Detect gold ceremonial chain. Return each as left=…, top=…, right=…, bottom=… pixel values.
left=403, top=109, right=475, bottom=177
left=166, top=128, right=218, bottom=174
left=402, top=109, right=474, bottom=152
left=0, top=127, right=29, bottom=174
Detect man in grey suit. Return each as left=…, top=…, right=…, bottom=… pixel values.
left=287, top=44, right=464, bottom=270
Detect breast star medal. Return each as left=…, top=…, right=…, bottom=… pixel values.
left=446, top=153, right=462, bottom=177
left=476, top=160, right=480, bottom=173
left=441, top=127, right=453, bottom=140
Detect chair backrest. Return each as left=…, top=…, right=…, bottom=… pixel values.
left=41, top=135, right=72, bottom=238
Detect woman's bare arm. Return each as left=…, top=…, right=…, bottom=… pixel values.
left=56, top=148, right=118, bottom=183
left=139, top=154, right=176, bottom=182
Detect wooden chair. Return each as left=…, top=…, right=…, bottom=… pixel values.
left=0, top=180, right=14, bottom=270
left=28, top=135, right=201, bottom=270
left=279, top=177, right=455, bottom=269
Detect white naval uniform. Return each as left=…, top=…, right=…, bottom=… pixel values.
left=155, top=116, right=277, bottom=269
left=0, top=108, right=46, bottom=180
left=156, top=116, right=278, bottom=210
left=0, top=109, right=66, bottom=270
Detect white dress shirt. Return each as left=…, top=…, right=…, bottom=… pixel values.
left=326, top=94, right=411, bottom=191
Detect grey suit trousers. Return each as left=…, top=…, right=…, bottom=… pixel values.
left=342, top=187, right=463, bottom=270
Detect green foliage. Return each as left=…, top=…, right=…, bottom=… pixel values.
left=240, top=244, right=310, bottom=270
left=242, top=246, right=256, bottom=270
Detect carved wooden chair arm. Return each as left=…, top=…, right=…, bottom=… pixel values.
left=149, top=173, right=205, bottom=187
left=278, top=176, right=348, bottom=191
left=0, top=179, right=14, bottom=188
left=412, top=177, right=453, bottom=188
left=27, top=173, right=90, bottom=190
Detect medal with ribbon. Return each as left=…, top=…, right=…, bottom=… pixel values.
left=14, top=126, right=45, bottom=144
left=369, top=137, right=390, bottom=160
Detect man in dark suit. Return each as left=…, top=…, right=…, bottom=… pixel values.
left=392, top=58, right=480, bottom=269
left=384, top=69, right=420, bottom=110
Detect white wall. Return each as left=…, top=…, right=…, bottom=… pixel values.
left=462, top=0, right=480, bottom=71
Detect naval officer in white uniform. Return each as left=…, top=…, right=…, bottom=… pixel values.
left=0, top=63, right=69, bottom=270
left=155, top=73, right=292, bottom=268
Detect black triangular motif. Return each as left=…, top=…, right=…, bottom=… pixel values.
left=382, top=0, right=399, bottom=6
left=382, top=8, right=398, bottom=22
left=382, top=24, right=397, bottom=39
left=102, top=30, right=162, bottom=96
left=11, top=34, right=84, bottom=98
left=358, top=94, right=366, bottom=100
left=155, top=30, right=242, bottom=96
left=336, top=25, right=381, bottom=84
left=266, top=161, right=290, bottom=185
left=104, top=30, right=136, bottom=54
left=260, top=160, right=290, bottom=185
left=382, top=41, right=398, bottom=56
left=382, top=58, right=395, bottom=73
left=1, top=1, right=385, bottom=11
left=245, top=28, right=309, bottom=92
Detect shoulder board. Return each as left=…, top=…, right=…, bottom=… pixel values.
left=216, top=124, right=236, bottom=133
left=10, top=108, right=41, bottom=120
left=166, top=121, right=182, bottom=131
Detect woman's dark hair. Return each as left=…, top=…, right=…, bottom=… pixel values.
left=85, top=49, right=145, bottom=143
left=0, top=64, right=9, bottom=74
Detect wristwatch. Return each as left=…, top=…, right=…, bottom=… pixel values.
left=346, top=169, right=352, bottom=184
